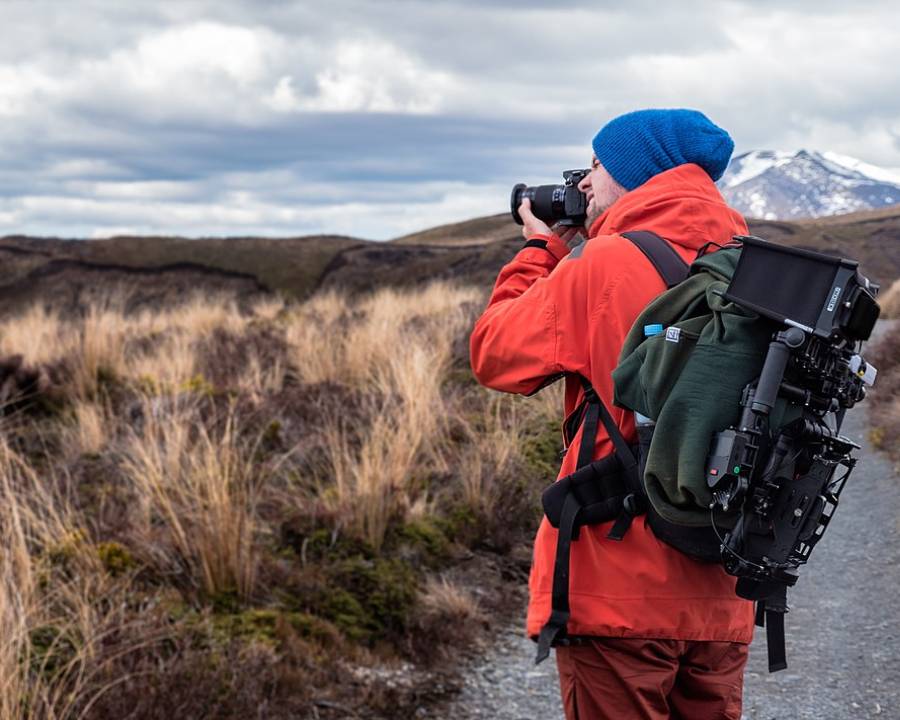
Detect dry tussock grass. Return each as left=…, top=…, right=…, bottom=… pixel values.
left=286, top=282, right=479, bottom=389
left=0, top=280, right=562, bottom=718
left=457, top=395, right=527, bottom=518
left=0, top=305, right=70, bottom=364
left=290, top=282, right=488, bottom=549
left=61, top=400, right=112, bottom=459
left=0, top=439, right=130, bottom=720
left=878, top=277, right=900, bottom=318
left=868, top=323, right=900, bottom=461
left=120, top=398, right=263, bottom=601
left=419, top=576, right=485, bottom=625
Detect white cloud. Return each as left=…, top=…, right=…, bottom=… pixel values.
left=1, top=171, right=509, bottom=241
left=44, top=158, right=131, bottom=179
left=265, top=39, right=457, bottom=114
left=0, top=64, right=59, bottom=117
left=298, top=39, right=457, bottom=114
left=68, top=22, right=292, bottom=123
left=0, top=19, right=463, bottom=132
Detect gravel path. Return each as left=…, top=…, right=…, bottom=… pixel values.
left=445, top=321, right=899, bottom=720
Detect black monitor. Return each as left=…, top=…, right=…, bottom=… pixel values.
left=723, top=236, right=880, bottom=342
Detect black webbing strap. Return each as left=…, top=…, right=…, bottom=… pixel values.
left=578, top=377, right=642, bottom=540
left=580, top=377, right=638, bottom=475
left=755, top=599, right=766, bottom=627
left=576, top=383, right=601, bottom=470
left=535, top=491, right=580, bottom=663
left=766, top=612, right=787, bottom=672
left=756, top=587, right=789, bottom=672
left=621, top=231, right=690, bottom=289
left=535, top=377, right=640, bottom=664
left=523, top=238, right=549, bottom=250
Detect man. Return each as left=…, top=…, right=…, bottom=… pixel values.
left=469, top=109, right=754, bottom=719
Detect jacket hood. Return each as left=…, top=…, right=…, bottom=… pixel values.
left=588, top=163, right=747, bottom=251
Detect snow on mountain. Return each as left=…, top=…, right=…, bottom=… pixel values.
left=719, top=150, right=795, bottom=189
left=820, top=151, right=900, bottom=186
left=718, top=149, right=900, bottom=220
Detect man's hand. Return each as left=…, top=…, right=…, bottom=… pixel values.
left=519, top=198, right=585, bottom=249
left=518, top=198, right=551, bottom=240
left=555, top=226, right=584, bottom=249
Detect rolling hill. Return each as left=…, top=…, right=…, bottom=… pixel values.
left=2, top=202, right=898, bottom=316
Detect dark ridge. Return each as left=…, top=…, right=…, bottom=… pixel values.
left=310, top=241, right=368, bottom=293
left=0, top=244, right=54, bottom=257
left=22, top=258, right=270, bottom=291
left=0, top=204, right=895, bottom=316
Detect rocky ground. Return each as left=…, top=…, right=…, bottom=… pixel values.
left=441, top=321, right=899, bottom=720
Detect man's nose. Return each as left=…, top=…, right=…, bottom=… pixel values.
left=578, top=176, right=591, bottom=193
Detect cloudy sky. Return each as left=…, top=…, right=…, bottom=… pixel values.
left=1, top=0, right=898, bottom=240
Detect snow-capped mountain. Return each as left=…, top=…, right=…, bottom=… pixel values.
left=718, top=149, right=900, bottom=220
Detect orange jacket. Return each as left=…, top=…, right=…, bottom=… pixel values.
left=470, top=164, right=756, bottom=642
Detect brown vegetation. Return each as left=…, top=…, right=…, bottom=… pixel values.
left=0, top=282, right=562, bottom=719
left=866, top=321, right=900, bottom=465
left=877, top=278, right=900, bottom=319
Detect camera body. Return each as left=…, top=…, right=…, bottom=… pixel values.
left=510, top=169, right=589, bottom=228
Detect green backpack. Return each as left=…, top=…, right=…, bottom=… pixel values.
left=612, top=244, right=798, bottom=531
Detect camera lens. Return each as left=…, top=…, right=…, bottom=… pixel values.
left=510, top=184, right=528, bottom=224
left=510, top=169, right=589, bottom=227
left=510, top=183, right=566, bottom=225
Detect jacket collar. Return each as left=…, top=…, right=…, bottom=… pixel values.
left=587, top=163, right=748, bottom=251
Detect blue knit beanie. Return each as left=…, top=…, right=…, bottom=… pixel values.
left=591, top=109, right=734, bottom=191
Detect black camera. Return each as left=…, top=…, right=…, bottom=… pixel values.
left=510, top=169, right=589, bottom=228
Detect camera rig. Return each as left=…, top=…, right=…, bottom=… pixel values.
left=704, top=236, right=879, bottom=670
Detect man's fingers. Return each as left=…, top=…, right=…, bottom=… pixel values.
left=518, top=197, right=535, bottom=221
left=558, top=228, right=577, bottom=244
left=519, top=198, right=552, bottom=239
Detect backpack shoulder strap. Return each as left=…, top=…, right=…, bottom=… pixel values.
left=621, top=230, right=690, bottom=289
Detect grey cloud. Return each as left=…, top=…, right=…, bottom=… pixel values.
left=1, top=0, right=899, bottom=240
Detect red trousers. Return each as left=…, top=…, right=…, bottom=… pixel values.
left=556, top=638, right=748, bottom=719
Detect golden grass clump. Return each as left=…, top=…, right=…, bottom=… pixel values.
left=0, top=305, right=71, bottom=365
left=249, top=296, right=286, bottom=322
left=0, top=439, right=121, bottom=720
left=237, top=347, right=286, bottom=400
left=119, top=398, right=262, bottom=601
left=419, top=576, right=486, bottom=626
left=456, top=394, right=528, bottom=518
left=877, top=277, right=900, bottom=319
left=285, top=281, right=479, bottom=389
left=304, top=283, right=482, bottom=549
left=73, top=306, right=127, bottom=399
left=61, top=400, right=112, bottom=459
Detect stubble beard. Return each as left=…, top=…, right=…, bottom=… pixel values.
left=584, top=202, right=602, bottom=232
left=584, top=185, right=627, bottom=232
left=584, top=196, right=613, bottom=232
